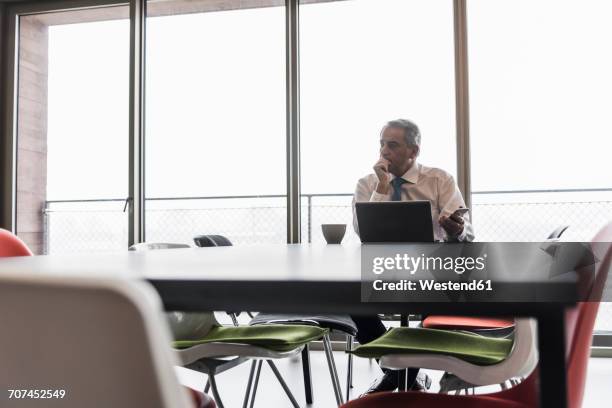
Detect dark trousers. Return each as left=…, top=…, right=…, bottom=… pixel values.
left=351, top=314, right=419, bottom=388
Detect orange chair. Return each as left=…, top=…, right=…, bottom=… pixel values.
left=0, top=228, right=33, bottom=257
left=422, top=226, right=570, bottom=335
left=342, top=222, right=611, bottom=408
left=422, top=315, right=515, bottom=332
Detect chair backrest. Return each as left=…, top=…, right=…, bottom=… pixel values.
left=0, top=273, right=192, bottom=408
left=129, top=242, right=191, bottom=251
left=547, top=225, right=570, bottom=241
left=565, top=223, right=612, bottom=408
left=193, top=235, right=233, bottom=247
left=497, top=222, right=612, bottom=408
left=0, top=228, right=33, bottom=257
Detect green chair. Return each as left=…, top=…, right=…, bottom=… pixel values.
left=348, top=319, right=537, bottom=393
left=169, top=311, right=329, bottom=408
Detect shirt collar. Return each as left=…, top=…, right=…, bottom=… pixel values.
left=391, top=162, right=420, bottom=184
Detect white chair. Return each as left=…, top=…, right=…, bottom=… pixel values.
left=0, top=272, right=199, bottom=408
left=379, top=318, right=538, bottom=391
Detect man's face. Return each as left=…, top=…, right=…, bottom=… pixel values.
left=379, top=126, right=418, bottom=175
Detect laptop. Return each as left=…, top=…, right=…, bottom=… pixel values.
left=355, top=201, right=435, bottom=243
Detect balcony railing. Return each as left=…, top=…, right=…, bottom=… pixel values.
left=43, top=188, right=612, bottom=331
left=44, top=189, right=612, bottom=249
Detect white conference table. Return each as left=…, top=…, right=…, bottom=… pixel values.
left=0, top=243, right=576, bottom=408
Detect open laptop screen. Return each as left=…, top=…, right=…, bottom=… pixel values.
left=355, top=201, right=435, bottom=243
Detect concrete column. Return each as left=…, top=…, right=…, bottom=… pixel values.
left=16, top=16, right=48, bottom=255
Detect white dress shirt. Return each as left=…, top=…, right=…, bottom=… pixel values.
left=352, top=162, right=475, bottom=242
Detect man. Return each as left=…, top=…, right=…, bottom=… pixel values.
left=351, top=119, right=474, bottom=394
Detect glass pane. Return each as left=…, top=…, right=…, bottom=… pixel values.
left=299, top=0, right=457, bottom=243
left=467, top=0, right=612, bottom=335
left=468, top=0, right=612, bottom=242
left=144, top=0, right=286, bottom=245
left=15, top=7, right=129, bottom=254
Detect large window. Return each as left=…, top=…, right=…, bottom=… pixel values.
left=468, top=0, right=612, bottom=242
left=15, top=8, right=129, bottom=254
left=468, top=0, right=612, bottom=331
left=299, top=0, right=457, bottom=244
left=4, top=0, right=611, bottom=343
left=144, top=1, right=287, bottom=245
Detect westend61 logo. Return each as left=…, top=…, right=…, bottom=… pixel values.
left=372, top=253, right=487, bottom=275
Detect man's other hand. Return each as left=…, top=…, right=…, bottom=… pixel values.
left=439, top=211, right=465, bottom=238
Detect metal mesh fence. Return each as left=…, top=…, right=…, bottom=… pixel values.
left=45, top=201, right=128, bottom=254
left=472, top=200, right=612, bottom=242
left=146, top=203, right=287, bottom=245
left=44, top=192, right=612, bottom=331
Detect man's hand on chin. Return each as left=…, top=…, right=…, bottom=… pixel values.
left=373, top=157, right=391, bottom=195
left=439, top=212, right=465, bottom=238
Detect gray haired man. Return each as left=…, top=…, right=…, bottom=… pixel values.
left=351, top=119, right=474, bottom=394
left=353, top=118, right=474, bottom=241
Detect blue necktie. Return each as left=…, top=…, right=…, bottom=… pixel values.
left=391, top=178, right=406, bottom=201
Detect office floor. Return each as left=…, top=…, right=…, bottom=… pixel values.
left=176, top=351, right=612, bottom=407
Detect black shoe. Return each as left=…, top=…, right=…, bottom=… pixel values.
left=361, top=371, right=399, bottom=396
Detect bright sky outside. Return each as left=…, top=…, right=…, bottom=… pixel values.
left=44, top=0, right=612, bottom=202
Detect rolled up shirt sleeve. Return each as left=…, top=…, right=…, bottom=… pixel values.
left=370, top=191, right=388, bottom=201
left=352, top=176, right=387, bottom=235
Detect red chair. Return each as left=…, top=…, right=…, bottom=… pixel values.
left=0, top=228, right=33, bottom=257
left=186, top=387, right=217, bottom=408
left=342, top=222, right=612, bottom=408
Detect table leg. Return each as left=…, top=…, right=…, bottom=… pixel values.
left=398, top=314, right=409, bottom=391
left=537, top=310, right=568, bottom=408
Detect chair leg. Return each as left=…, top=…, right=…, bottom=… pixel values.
left=230, top=313, right=239, bottom=327
left=301, top=344, right=313, bottom=404
left=204, top=379, right=210, bottom=393
left=243, top=361, right=257, bottom=408
left=345, top=335, right=354, bottom=401
left=323, top=334, right=344, bottom=406
left=208, top=374, right=225, bottom=408
left=248, top=360, right=263, bottom=408
left=266, top=360, right=300, bottom=408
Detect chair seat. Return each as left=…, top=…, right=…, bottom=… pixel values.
left=349, top=327, right=513, bottom=365
left=341, top=391, right=530, bottom=408
left=249, top=313, right=358, bottom=336
left=173, top=324, right=328, bottom=352
left=176, top=342, right=303, bottom=365
left=423, top=316, right=515, bottom=330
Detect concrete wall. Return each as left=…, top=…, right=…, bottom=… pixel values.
left=0, top=2, right=11, bottom=232
left=16, top=15, right=47, bottom=254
